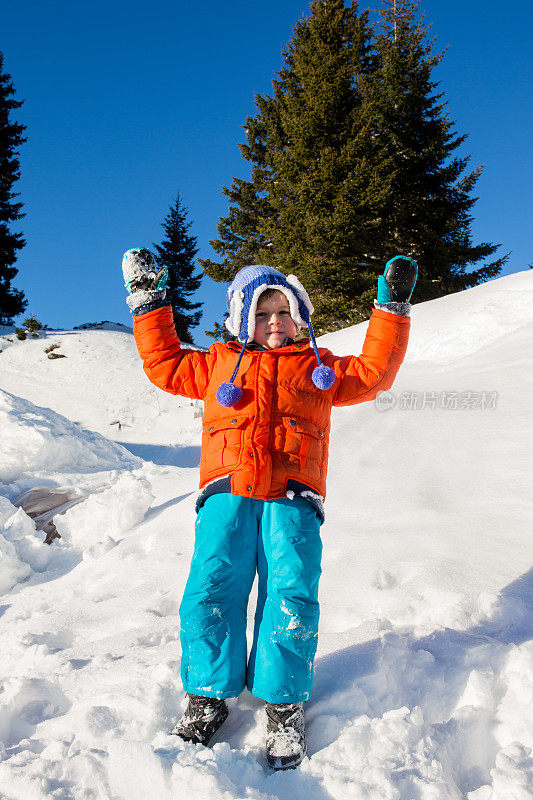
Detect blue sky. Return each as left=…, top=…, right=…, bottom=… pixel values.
left=3, top=0, right=531, bottom=345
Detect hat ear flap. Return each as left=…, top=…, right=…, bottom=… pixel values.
left=286, top=274, right=314, bottom=321
left=226, top=288, right=245, bottom=337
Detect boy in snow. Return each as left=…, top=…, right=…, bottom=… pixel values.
left=122, top=251, right=416, bottom=769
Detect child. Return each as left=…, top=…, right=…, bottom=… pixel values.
left=122, top=251, right=416, bottom=769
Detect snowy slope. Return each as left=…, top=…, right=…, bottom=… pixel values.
left=0, top=323, right=203, bottom=459
left=0, top=271, right=531, bottom=800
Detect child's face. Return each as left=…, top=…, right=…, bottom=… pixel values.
left=253, top=291, right=299, bottom=349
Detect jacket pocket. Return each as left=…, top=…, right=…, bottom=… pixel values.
left=203, top=415, right=251, bottom=471
left=280, top=416, right=325, bottom=472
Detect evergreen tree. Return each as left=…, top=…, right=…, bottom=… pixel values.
left=0, top=51, right=27, bottom=325
left=368, top=0, right=507, bottom=300
left=201, top=0, right=507, bottom=334
left=204, top=319, right=233, bottom=343
left=200, top=0, right=385, bottom=334
left=153, top=195, right=202, bottom=342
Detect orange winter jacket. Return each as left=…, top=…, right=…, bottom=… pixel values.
left=133, top=305, right=410, bottom=506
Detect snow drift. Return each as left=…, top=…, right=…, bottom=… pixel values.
left=0, top=389, right=153, bottom=596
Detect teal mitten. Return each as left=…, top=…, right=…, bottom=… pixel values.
left=377, top=255, right=418, bottom=304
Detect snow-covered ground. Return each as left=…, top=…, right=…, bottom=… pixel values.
left=0, top=271, right=531, bottom=800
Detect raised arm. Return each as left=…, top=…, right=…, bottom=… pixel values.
left=331, top=308, right=410, bottom=406
left=331, top=255, right=417, bottom=406
left=123, top=248, right=214, bottom=399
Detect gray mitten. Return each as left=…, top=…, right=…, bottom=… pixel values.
left=122, top=248, right=168, bottom=313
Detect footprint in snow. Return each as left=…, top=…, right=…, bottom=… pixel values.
left=0, top=677, right=71, bottom=746
left=373, top=568, right=398, bottom=590
left=22, top=629, right=75, bottom=654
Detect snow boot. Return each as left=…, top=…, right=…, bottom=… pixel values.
left=265, top=701, right=306, bottom=769
left=170, top=694, right=228, bottom=746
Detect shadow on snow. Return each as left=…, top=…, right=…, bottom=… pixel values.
left=117, top=442, right=201, bottom=468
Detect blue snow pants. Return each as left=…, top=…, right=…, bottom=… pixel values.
left=179, top=493, right=322, bottom=703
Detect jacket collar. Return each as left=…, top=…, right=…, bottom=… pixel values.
left=246, top=337, right=293, bottom=351
left=226, top=338, right=311, bottom=354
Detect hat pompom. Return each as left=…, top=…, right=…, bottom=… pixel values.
left=312, top=364, right=336, bottom=390
left=216, top=382, right=242, bottom=407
